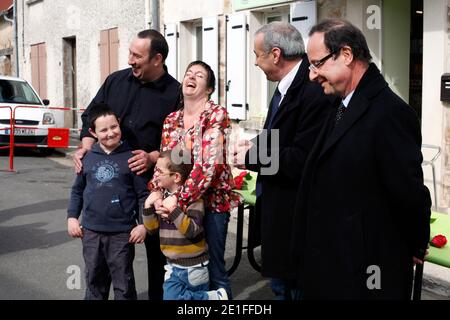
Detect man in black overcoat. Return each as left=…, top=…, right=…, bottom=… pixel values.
left=290, top=19, right=431, bottom=300
left=233, top=21, right=332, bottom=299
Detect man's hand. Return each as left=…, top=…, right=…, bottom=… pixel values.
left=72, top=137, right=95, bottom=173
left=73, top=148, right=88, bottom=173
left=129, top=150, right=158, bottom=175
left=232, top=140, right=253, bottom=169
left=129, top=225, right=147, bottom=244
left=148, top=150, right=159, bottom=165
left=67, top=218, right=83, bottom=238
left=144, top=191, right=163, bottom=209
left=413, top=248, right=429, bottom=265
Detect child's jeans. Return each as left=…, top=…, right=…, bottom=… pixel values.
left=204, top=211, right=232, bottom=298
left=163, top=262, right=210, bottom=300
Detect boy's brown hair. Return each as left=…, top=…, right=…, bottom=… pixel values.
left=159, top=149, right=193, bottom=183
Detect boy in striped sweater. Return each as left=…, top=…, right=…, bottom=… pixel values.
left=143, top=149, right=228, bottom=300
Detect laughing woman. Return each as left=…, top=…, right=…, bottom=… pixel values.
left=147, top=60, right=241, bottom=299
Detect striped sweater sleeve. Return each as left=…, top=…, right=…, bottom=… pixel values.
left=168, top=199, right=204, bottom=240
left=142, top=206, right=159, bottom=235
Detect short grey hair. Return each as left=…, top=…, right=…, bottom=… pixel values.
left=255, top=21, right=305, bottom=60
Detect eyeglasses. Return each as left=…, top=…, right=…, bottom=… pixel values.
left=309, top=49, right=340, bottom=72
left=154, top=167, right=175, bottom=176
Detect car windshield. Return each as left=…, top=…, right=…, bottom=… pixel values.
left=0, top=79, right=42, bottom=105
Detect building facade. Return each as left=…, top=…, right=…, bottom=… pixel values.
left=16, top=0, right=153, bottom=128
left=12, top=0, right=450, bottom=211
left=160, top=0, right=450, bottom=212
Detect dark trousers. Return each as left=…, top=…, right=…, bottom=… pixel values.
left=144, top=232, right=166, bottom=300
left=82, top=228, right=137, bottom=300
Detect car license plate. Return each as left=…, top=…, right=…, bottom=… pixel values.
left=4, top=128, right=36, bottom=135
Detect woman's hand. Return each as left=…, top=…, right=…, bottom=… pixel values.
left=144, top=191, right=163, bottom=209
left=162, top=195, right=178, bottom=213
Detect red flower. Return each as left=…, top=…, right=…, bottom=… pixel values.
left=238, top=171, right=249, bottom=178
left=430, top=235, right=447, bottom=248
left=234, top=171, right=249, bottom=190
left=234, top=176, right=244, bottom=190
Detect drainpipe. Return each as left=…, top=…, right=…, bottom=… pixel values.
left=151, top=0, right=160, bottom=31
left=2, top=0, right=19, bottom=77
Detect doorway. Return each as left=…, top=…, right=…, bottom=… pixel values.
left=382, top=0, right=423, bottom=120
left=409, top=0, right=423, bottom=120
left=63, top=37, right=77, bottom=128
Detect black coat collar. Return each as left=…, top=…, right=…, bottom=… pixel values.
left=319, top=63, right=388, bottom=159
left=265, top=56, right=309, bottom=129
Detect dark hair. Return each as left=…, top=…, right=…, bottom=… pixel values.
left=137, top=29, right=169, bottom=61
left=88, top=103, right=119, bottom=131
left=159, top=149, right=193, bottom=183
left=309, top=19, right=372, bottom=64
left=187, top=60, right=216, bottom=94
left=178, top=60, right=216, bottom=107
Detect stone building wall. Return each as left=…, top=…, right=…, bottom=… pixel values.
left=16, top=0, right=147, bottom=114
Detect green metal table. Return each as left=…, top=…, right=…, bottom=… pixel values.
left=427, top=211, right=450, bottom=267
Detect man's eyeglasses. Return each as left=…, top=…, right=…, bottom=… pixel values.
left=309, top=49, right=340, bottom=72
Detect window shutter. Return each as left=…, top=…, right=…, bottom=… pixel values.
left=290, top=0, right=317, bottom=48
left=30, top=44, right=40, bottom=95
left=226, top=13, right=247, bottom=120
left=109, top=28, right=119, bottom=75
left=30, top=43, right=47, bottom=99
left=38, top=43, right=47, bottom=99
left=202, top=16, right=219, bottom=104
left=99, top=29, right=110, bottom=84
left=165, top=23, right=178, bottom=80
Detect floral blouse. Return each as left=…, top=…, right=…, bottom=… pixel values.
left=150, top=101, right=242, bottom=213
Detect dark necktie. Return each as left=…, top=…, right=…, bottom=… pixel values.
left=256, top=87, right=282, bottom=198
left=335, top=102, right=346, bottom=126
left=267, top=87, right=282, bottom=130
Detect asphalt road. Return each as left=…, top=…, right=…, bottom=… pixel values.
left=0, top=148, right=272, bottom=300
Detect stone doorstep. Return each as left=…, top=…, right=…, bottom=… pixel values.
left=422, top=262, right=450, bottom=298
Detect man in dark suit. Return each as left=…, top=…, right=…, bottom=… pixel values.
left=290, top=19, right=431, bottom=299
left=233, top=22, right=331, bottom=299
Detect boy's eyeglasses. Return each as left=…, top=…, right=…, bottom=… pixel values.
left=154, top=167, right=175, bottom=176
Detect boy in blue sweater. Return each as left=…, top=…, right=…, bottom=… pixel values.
left=67, top=103, right=149, bottom=300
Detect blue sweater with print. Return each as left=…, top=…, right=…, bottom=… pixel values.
left=67, top=141, right=149, bottom=232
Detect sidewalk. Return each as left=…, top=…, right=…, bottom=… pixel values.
left=423, top=262, right=450, bottom=298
